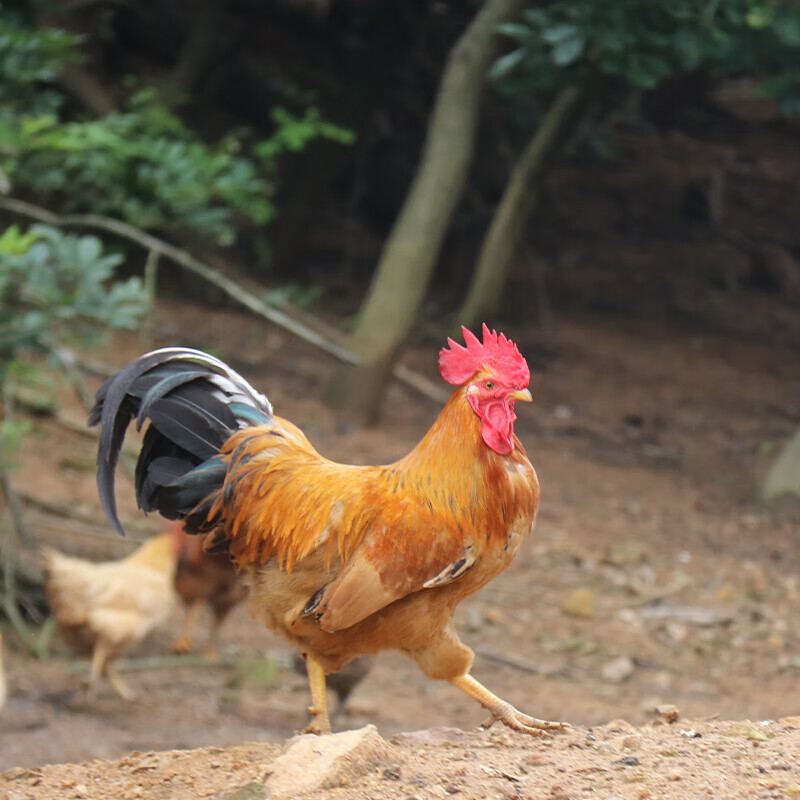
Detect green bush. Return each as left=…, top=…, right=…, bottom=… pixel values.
left=0, top=20, right=354, bottom=247
left=492, top=0, right=800, bottom=114
left=0, top=224, right=148, bottom=465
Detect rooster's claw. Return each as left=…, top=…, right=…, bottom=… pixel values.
left=480, top=705, right=570, bottom=737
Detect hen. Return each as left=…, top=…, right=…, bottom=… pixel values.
left=42, top=534, right=177, bottom=700
left=170, top=522, right=247, bottom=657
left=90, top=325, right=567, bottom=735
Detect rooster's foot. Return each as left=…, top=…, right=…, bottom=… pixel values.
left=480, top=702, right=569, bottom=737
left=302, top=704, right=331, bottom=735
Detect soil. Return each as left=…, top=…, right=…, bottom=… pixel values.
left=2, top=299, right=800, bottom=798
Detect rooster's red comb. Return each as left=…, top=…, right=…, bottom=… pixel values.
left=439, top=324, right=530, bottom=387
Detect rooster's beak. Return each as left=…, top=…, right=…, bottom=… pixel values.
left=510, top=388, right=532, bottom=403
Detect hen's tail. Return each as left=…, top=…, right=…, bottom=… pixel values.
left=89, top=347, right=273, bottom=536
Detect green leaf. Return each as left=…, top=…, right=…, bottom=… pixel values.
left=496, top=22, right=534, bottom=42
left=543, top=24, right=580, bottom=44
left=490, top=49, right=526, bottom=80
left=551, top=34, right=585, bottom=66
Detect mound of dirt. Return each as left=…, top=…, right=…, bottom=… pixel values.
left=5, top=716, right=800, bottom=800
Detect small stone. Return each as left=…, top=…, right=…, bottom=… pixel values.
left=602, top=656, right=635, bottom=684
left=382, top=767, right=402, bottom=781
left=655, top=704, right=680, bottom=723
left=483, top=607, right=502, bottom=624
left=525, top=754, right=551, bottom=766
left=621, top=734, right=643, bottom=751
left=562, top=588, right=595, bottom=618
left=612, top=756, right=640, bottom=768
left=549, top=785, right=570, bottom=800
left=667, top=771, right=682, bottom=782
left=74, top=784, right=88, bottom=797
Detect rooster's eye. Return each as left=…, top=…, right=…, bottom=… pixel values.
left=485, top=381, right=495, bottom=389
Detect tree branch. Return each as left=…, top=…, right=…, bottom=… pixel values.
left=0, top=197, right=448, bottom=405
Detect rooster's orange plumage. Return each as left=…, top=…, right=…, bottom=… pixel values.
left=90, top=325, right=567, bottom=735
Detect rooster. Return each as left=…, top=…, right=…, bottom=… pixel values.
left=170, top=522, right=247, bottom=658
left=42, top=534, right=177, bottom=700
left=90, top=325, right=567, bottom=736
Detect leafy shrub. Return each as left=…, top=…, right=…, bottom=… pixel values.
left=492, top=0, right=800, bottom=114
left=0, top=223, right=147, bottom=464
left=0, top=20, right=354, bottom=247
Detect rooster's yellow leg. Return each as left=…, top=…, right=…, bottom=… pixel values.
left=302, top=654, right=331, bottom=735
left=172, top=601, right=203, bottom=654
left=450, top=674, right=569, bottom=737
left=106, top=662, right=136, bottom=701
left=86, top=640, right=109, bottom=695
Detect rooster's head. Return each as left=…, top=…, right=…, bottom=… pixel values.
left=438, top=324, right=531, bottom=456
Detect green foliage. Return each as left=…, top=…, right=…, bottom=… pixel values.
left=0, top=21, right=77, bottom=116
left=255, top=107, right=357, bottom=167
left=493, top=0, right=800, bottom=114
left=0, top=21, right=355, bottom=247
left=0, top=223, right=147, bottom=465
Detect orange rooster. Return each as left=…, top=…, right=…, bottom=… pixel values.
left=42, top=534, right=177, bottom=700
left=90, top=325, right=567, bottom=736
left=170, top=522, right=246, bottom=657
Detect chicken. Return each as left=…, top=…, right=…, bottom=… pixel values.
left=90, top=325, right=568, bottom=736
left=170, top=522, right=247, bottom=657
left=42, top=534, right=177, bottom=700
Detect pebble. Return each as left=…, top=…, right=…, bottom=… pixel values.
left=602, top=656, right=635, bottom=684
left=655, top=704, right=680, bottom=723
left=562, top=588, right=595, bottom=618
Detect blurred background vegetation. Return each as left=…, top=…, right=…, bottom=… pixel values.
left=0, top=0, right=797, bottom=434
left=1, top=0, right=798, bottom=423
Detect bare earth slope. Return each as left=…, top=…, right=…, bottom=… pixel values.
left=5, top=717, right=800, bottom=800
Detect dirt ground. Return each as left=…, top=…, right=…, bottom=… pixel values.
left=2, top=300, right=800, bottom=797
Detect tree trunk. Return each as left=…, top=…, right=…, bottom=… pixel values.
left=457, top=85, right=583, bottom=331
left=326, top=0, right=525, bottom=423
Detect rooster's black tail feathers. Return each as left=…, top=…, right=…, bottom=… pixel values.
left=89, top=347, right=273, bottom=536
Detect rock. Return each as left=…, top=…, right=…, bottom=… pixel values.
left=222, top=782, right=271, bottom=800
left=761, top=427, right=800, bottom=502
left=655, top=704, right=680, bottom=723
left=267, top=725, right=392, bottom=799
left=601, top=656, right=635, bottom=684
left=562, top=588, right=595, bottom=618
left=611, top=733, right=643, bottom=752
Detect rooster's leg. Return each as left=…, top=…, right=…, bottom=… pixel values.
left=106, top=662, right=136, bottom=702
left=204, top=604, right=233, bottom=660
left=302, top=654, right=331, bottom=735
left=450, top=674, right=569, bottom=737
left=83, top=640, right=109, bottom=698
left=172, top=601, right=203, bottom=654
